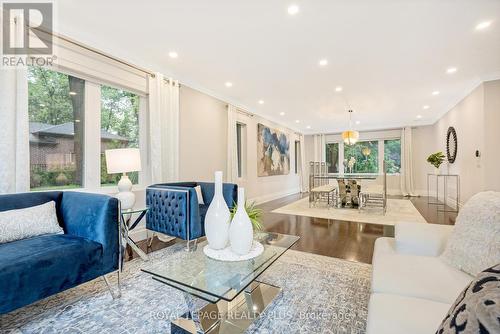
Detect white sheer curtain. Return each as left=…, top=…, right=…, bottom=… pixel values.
left=400, top=126, right=417, bottom=196
left=313, top=134, right=326, bottom=162
left=148, top=73, right=180, bottom=183
left=226, top=104, right=238, bottom=183
left=299, top=134, right=309, bottom=192
left=0, top=16, right=29, bottom=194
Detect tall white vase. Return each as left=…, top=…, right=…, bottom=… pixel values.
left=229, top=187, right=254, bottom=255
left=205, top=171, right=230, bottom=250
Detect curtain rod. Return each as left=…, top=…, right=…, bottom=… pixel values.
left=33, top=26, right=156, bottom=77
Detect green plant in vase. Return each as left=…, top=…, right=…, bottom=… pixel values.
left=230, top=200, right=263, bottom=231
left=427, top=152, right=446, bottom=172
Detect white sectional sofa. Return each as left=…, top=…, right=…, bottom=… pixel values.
left=366, top=223, right=474, bottom=334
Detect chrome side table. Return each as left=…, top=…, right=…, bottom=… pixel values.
left=120, top=207, right=149, bottom=263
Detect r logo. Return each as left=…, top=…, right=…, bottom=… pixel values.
left=2, top=2, right=53, bottom=55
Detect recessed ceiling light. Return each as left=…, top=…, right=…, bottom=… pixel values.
left=258, top=100, right=264, bottom=105
left=279, top=112, right=285, bottom=116
left=423, top=105, right=430, bottom=110
left=319, top=59, right=328, bottom=66
left=168, top=51, right=178, bottom=59
left=69, top=91, right=77, bottom=95
left=306, top=125, right=311, bottom=129
left=432, top=91, right=440, bottom=96
left=295, top=120, right=300, bottom=123
left=446, top=67, right=457, bottom=74
left=225, top=82, right=233, bottom=87
left=475, top=20, right=492, bottom=31
left=355, top=120, right=361, bottom=125
left=335, top=86, right=343, bottom=92
left=416, top=115, right=422, bottom=119
left=287, top=4, right=299, bottom=15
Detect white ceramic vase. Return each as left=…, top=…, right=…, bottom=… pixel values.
left=229, top=187, right=254, bottom=255
left=204, top=171, right=230, bottom=250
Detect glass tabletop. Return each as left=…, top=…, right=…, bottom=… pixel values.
left=141, top=232, right=299, bottom=303
left=312, top=174, right=378, bottom=180
left=121, top=206, right=149, bottom=214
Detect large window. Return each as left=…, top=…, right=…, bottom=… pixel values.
left=326, top=143, right=339, bottom=173
left=236, top=123, right=246, bottom=178
left=28, top=67, right=85, bottom=190
left=294, top=140, right=300, bottom=174
left=344, top=141, right=379, bottom=173
left=100, top=85, right=140, bottom=186
left=384, top=139, right=401, bottom=173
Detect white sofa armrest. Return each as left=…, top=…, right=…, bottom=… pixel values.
left=395, top=223, right=454, bottom=257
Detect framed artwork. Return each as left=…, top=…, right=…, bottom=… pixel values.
left=257, top=123, right=290, bottom=176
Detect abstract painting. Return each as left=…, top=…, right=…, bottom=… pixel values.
left=257, top=123, right=290, bottom=176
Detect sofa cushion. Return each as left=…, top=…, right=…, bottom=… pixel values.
left=372, top=253, right=473, bottom=304
left=367, top=293, right=450, bottom=334
left=0, top=234, right=103, bottom=314
left=437, top=263, right=500, bottom=334
left=441, top=191, right=500, bottom=276
left=0, top=201, right=63, bottom=244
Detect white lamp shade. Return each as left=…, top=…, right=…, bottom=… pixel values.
left=105, top=148, right=142, bottom=174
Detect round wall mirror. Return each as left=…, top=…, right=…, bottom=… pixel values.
left=446, top=126, right=457, bottom=163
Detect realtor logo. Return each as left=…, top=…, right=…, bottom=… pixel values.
left=2, top=2, right=53, bottom=55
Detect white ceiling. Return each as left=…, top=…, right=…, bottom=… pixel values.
left=54, top=0, right=500, bottom=134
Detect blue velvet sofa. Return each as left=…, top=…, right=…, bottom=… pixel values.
left=146, top=182, right=238, bottom=243
left=0, top=191, right=120, bottom=314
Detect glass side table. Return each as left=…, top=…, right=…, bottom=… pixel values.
left=120, top=206, right=149, bottom=263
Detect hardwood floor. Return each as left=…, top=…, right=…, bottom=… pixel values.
left=127, top=193, right=457, bottom=265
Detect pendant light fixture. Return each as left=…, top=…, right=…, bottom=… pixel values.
left=342, top=109, right=359, bottom=145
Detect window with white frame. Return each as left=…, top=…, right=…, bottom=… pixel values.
left=100, top=85, right=140, bottom=186
left=28, top=66, right=86, bottom=190
left=325, top=136, right=401, bottom=175
left=236, top=122, right=247, bottom=178
left=344, top=140, right=379, bottom=173
left=28, top=66, right=147, bottom=191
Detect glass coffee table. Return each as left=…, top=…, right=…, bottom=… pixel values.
left=141, top=232, right=299, bottom=334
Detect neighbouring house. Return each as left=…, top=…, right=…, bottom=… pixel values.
left=29, top=122, right=128, bottom=187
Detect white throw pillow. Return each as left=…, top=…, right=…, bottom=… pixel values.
left=440, top=191, right=500, bottom=276
left=194, top=185, right=205, bottom=205
left=0, top=201, right=64, bottom=244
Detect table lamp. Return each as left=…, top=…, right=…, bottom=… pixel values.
left=105, top=148, right=141, bottom=210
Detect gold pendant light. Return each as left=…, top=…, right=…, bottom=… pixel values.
left=342, top=109, right=359, bottom=145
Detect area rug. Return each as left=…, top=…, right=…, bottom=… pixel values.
left=272, top=197, right=427, bottom=226
left=0, top=242, right=372, bottom=334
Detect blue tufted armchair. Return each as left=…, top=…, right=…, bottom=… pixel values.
left=146, top=182, right=238, bottom=245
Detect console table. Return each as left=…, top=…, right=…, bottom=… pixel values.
left=427, top=174, right=460, bottom=213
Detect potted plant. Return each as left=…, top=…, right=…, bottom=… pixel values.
left=427, top=152, right=446, bottom=174
left=230, top=200, right=263, bottom=231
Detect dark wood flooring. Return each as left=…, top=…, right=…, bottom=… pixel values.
left=127, top=194, right=457, bottom=265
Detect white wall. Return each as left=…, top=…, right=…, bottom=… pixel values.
left=412, top=79, right=500, bottom=205
left=178, top=85, right=301, bottom=203
left=179, top=86, right=227, bottom=181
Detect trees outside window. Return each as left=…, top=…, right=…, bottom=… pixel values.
left=326, top=143, right=339, bottom=173
left=384, top=139, right=401, bottom=173
left=100, top=85, right=140, bottom=186
left=344, top=141, right=379, bottom=173
left=28, top=66, right=85, bottom=190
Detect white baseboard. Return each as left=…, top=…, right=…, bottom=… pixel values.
left=249, top=187, right=301, bottom=205
left=415, top=189, right=463, bottom=209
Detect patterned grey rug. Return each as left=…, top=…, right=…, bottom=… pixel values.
left=0, top=243, right=371, bottom=334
